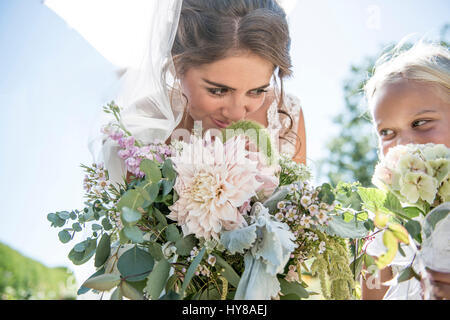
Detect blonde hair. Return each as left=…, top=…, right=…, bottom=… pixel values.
left=365, top=38, right=450, bottom=107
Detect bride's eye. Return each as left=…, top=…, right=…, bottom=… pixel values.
left=207, top=87, right=228, bottom=96
left=379, top=128, right=395, bottom=139
left=412, top=119, right=429, bottom=128
left=248, top=88, right=268, bottom=96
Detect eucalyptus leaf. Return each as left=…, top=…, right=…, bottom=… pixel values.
left=110, top=287, right=123, bottom=300
left=121, top=281, right=144, bottom=300
left=175, top=234, right=197, bottom=256
left=57, top=211, right=71, bottom=220
left=58, top=230, right=71, bottom=244
left=165, top=224, right=182, bottom=242
left=72, top=222, right=82, bottom=232
left=140, top=159, right=162, bottom=183
left=101, top=218, right=113, bottom=231
left=82, top=273, right=121, bottom=291
left=117, top=246, right=154, bottom=282
left=161, top=179, right=174, bottom=196
left=422, top=202, right=450, bottom=239
left=213, top=254, right=240, bottom=288
left=92, top=223, right=103, bottom=231
left=117, top=189, right=145, bottom=212
left=146, top=259, right=171, bottom=299
left=77, top=267, right=105, bottom=295
left=181, top=247, right=206, bottom=296
left=162, top=159, right=176, bottom=180
left=68, top=239, right=97, bottom=266
left=121, top=207, right=142, bottom=225
left=95, top=233, right=111, bottom=268
left=147, top=242, right=165, bottom=261
left=123, top=225, right=145, bottom=244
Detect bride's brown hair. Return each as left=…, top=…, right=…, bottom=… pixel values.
left=171, top=0, right=300, bottom=153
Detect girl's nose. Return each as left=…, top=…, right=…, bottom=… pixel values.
left=223, top=97, right=250, bottom=122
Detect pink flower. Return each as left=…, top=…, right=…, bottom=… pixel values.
left=168, top=135, right=263, bottom=240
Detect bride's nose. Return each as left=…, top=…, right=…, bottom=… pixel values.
left=222, top=96, right=250, bottom=121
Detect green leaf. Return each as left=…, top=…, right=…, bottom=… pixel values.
left=161, top=179, right=174, bottom=197
left=92, top=223, right=103, bottom=231
left=121, top=281, right=144, bottom=300
left=397, top=266, right=417, bottom=283
left=58, top=230, right=71, bottom=244
left=74, top=242, right=87, bottom=252
left=77, top=267, right=105, bottom=295
left=165, top=224, right=182, bottom=242
left=101, top=218, right=113, bottom=231
left=117, top=246, right=154, bottom=282
left=405, top=220, right=422, bottom=243
left=279, top=278, right=309, bottom=299
left=72, top=222, right=82, bottom=232
left=145, top=182, right=160, bottom=203
left=165, top=274, right=179, bottom=293
left=123, top=225, right=144, bottom=244
left=147, top=242, right=165, bottom=261
left=68, top=239, right=97, bottom=265
left=357, top=187, right=387, bottom=214
left=140, top=159, right=162, bottom=183
left=403, top=207, right=422, bottom=219
left=384, top=192, right=404, bottom=215
left=162, top=159, right=176, bottom=180
left=57, top=211, right=71, bottom=220
left=121, top=207, right=142, bottom=225
left=160, top=290, right=181, bottom=300
left=320, top=215, right=368, bottom=239
left=318, top=183, right=335, bottom=205
left=175, top=234, right=197, bottom=256
left=151, top=207, right=168, bottom=230
left=349, top=254, right=364, bottom=280
left=47, top=213, right=66, bottom=228
left=181, top=247, right=206, bottom=296
left=95, top=233, right=111, bottom=268
left=146, top=259, right=171, bottom=299
left=117, top=189, right=145, bottom=212
left=212, top=254, right=240, bottom=288
left=110, top=287, right=123, bottom=300
left=82, top=273, right=121, bottom=291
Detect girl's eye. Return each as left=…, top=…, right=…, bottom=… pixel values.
left=379, top=128, right=395, bottom=139
left=412, top=119, right=429, bottom=128
left=207, top=88, right=228, bottom=96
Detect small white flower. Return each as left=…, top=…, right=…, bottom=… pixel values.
left=207, top=254, right=216, bottom=266
left=317, top=211, right=329, bottom=225
left=300, top=216, right=312, bottom=228
left=308, top=204, right=319, bottom=216
left=300, top=196, right=312, bottom=208
left=275, top=212, right=284, bottom=221
left=277, top=201, right=286, bottom=210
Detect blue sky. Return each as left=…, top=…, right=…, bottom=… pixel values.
left=0, top=0, right=449, bottom=291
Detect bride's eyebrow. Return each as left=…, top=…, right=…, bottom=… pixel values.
left=202, top=78, right=270, bottom=91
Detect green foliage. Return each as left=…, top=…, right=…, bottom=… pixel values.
left=0, top=242, right=76, bottom=300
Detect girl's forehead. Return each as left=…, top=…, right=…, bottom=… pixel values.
left=372, top=79, right=449, bottom=120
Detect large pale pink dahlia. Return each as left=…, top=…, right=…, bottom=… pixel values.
left=168, top=135, right=265, bottom=240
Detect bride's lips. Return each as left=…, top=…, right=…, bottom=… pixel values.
left=211, top=117, right=231, bottom=128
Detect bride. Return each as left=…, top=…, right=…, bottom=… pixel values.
left=96, top=0, right=307, bottom=184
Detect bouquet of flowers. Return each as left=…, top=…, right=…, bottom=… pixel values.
left=356, top=143, right=450, bottom=284
left=48, top=102, right=366, bottom=300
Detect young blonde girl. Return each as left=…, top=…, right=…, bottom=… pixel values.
left=362, top=39, right=450, bottom=300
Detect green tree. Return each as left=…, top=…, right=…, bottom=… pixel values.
left=0, top=242, right=77, bottom=300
